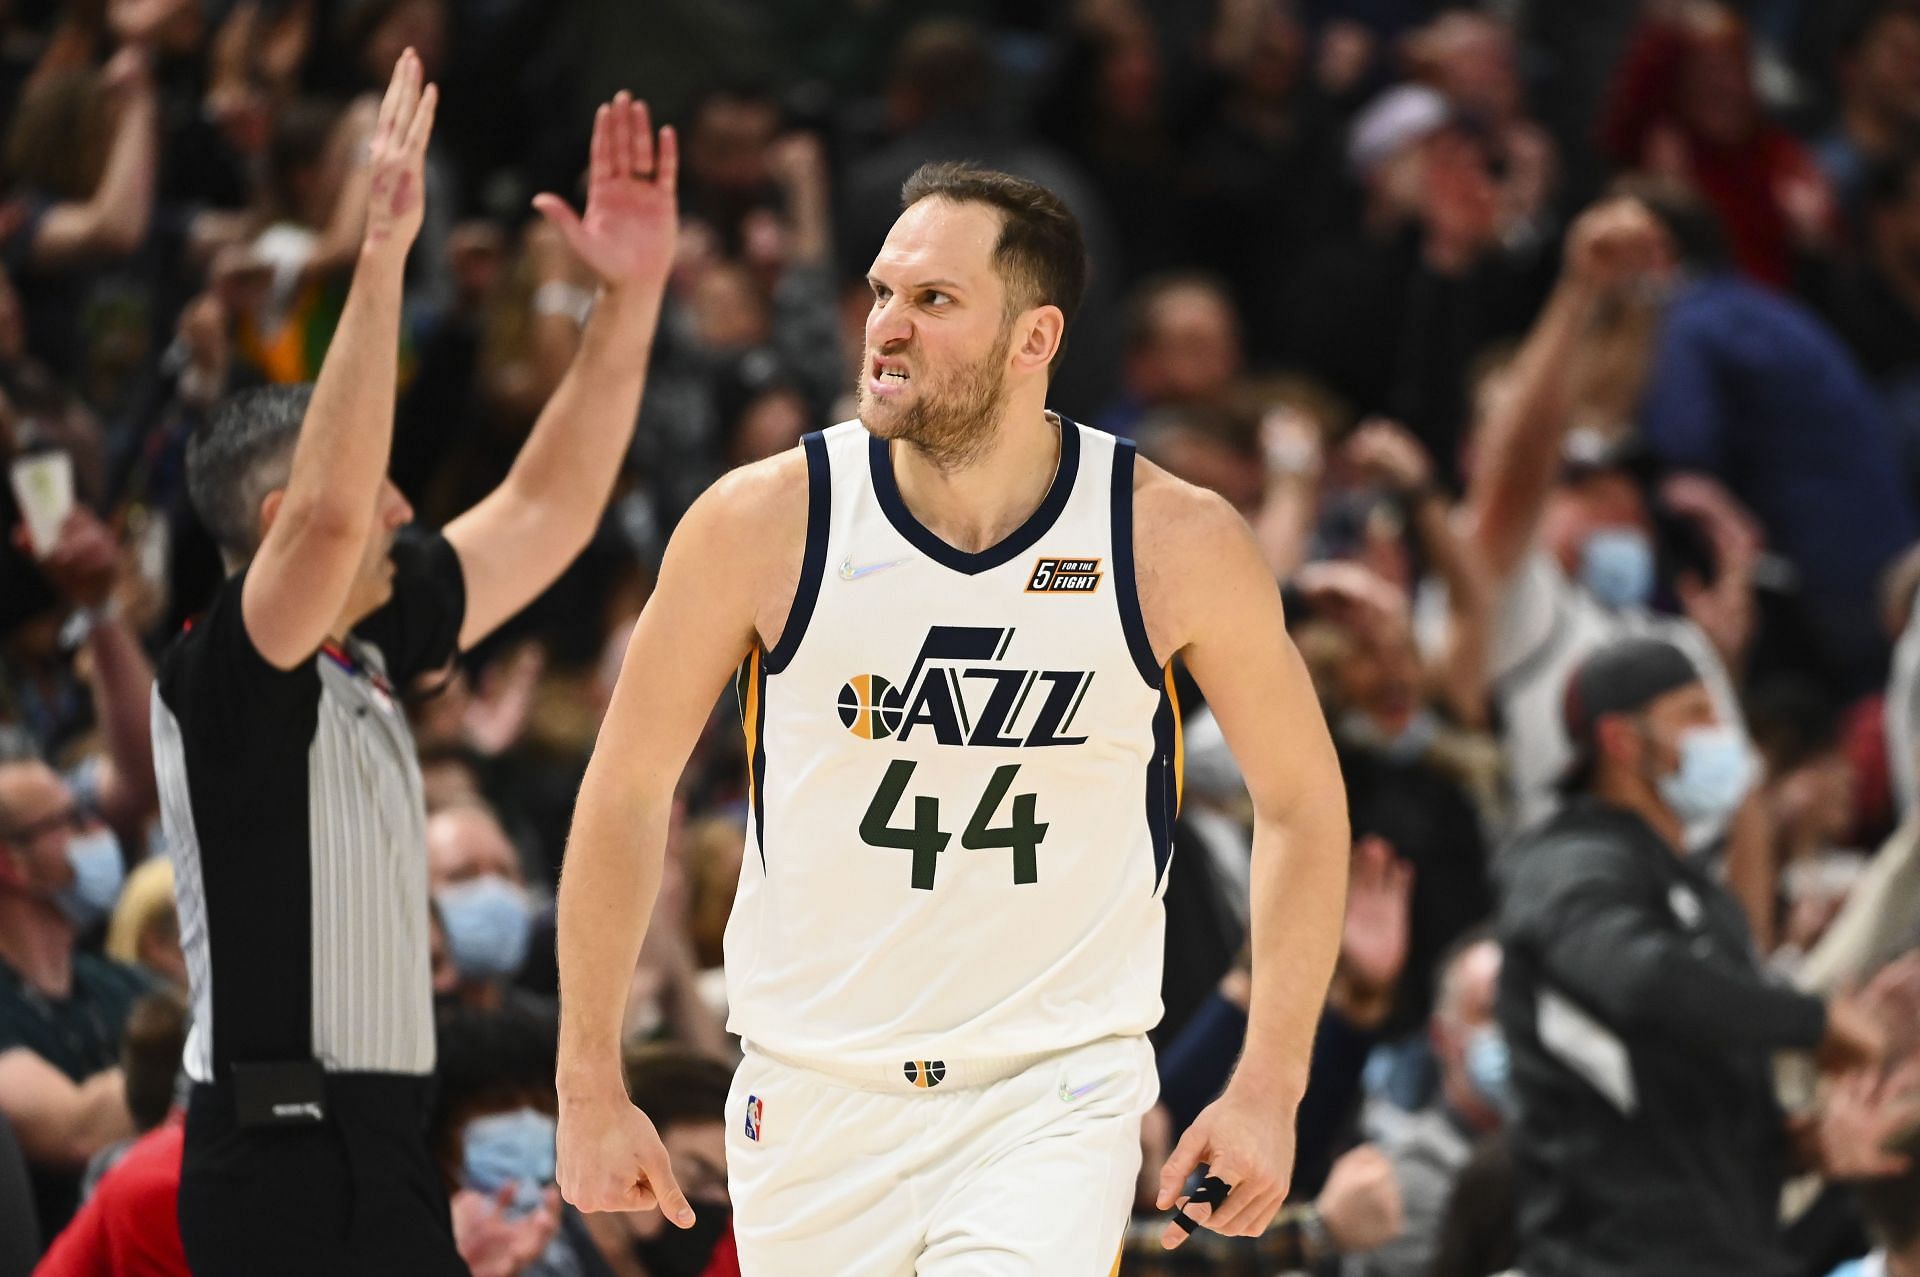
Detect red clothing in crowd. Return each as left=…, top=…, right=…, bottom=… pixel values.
left=1599, top=13, right=1830, bottom=289
left=33, top=1119, right=188, bottom=1277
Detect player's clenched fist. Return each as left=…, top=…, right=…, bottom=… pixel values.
left=557, top=1093, right=697, bottom=1227
left=1155, top=1084, right=1297, bottom=1250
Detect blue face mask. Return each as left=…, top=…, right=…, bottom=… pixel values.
left=1339, top=707, right=1441, bottom=763
left=462, top=1107, right=556, bottom=1216
left=55, top=829, right=125, bottom=929
left=1464, top=1025, right=1516, bottom=1121
left=1579, top=528, right=1656, bottom=609
left=1657, top=724, right=1754, bottom=825
left=436, top=875, right=534, bottom=980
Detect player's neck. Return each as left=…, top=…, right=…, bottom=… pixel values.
left=890, top=401, right=1062, bottom=554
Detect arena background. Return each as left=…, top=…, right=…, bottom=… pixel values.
left=2, top=0, right=1919, bottom=1273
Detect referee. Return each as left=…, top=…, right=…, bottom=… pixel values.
left=150, top=54, right=681, bottom=1276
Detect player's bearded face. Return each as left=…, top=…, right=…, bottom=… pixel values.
left=859, top=312, right=1013, bottom=470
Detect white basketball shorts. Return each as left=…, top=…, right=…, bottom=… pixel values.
left=724, top=1034, right=1158, bottom=1275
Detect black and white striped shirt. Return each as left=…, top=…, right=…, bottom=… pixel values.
left=152, top=531, right=465, bottom=1083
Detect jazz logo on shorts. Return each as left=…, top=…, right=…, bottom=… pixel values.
left=1027, top=557, right=1102, bottom=593
left=903, top=1059, right=946, bottom=1089
left=744, top=1095, right=763, bottom=1141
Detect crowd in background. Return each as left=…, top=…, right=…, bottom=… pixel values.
left=2, top=0, right=1920, bottom=1274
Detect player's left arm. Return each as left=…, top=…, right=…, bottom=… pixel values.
left=445, top=94, right=676, bottom=651
left=1137, top=467, right=1350, bottom=1248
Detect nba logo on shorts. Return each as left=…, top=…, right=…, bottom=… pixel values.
left=744, top=1095, right=763, bottom=1142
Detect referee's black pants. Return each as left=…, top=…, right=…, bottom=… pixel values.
left=178, top=1072, right=468, bottom=1277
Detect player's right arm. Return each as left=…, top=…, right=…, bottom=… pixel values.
left=555, top=449, right=806, bottom=1223
left=240, top=50, right=435, bottom=669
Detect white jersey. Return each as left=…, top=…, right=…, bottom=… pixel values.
left=724, top=415, right=1180, bottom=1066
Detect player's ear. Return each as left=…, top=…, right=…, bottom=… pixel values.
left=1012, top=304, right=1064, bottom=374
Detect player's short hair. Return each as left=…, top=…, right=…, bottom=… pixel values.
left=187, top=384, right=313, bottom=564
left=899, top=162, right=1088, bottom=371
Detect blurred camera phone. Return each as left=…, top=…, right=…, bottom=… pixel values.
left=8, top=449, right=73, bottom=559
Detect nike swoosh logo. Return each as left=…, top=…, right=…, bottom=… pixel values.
left=840, top=557, right=904, bottom=581
left=1059, top=1074, right=1112, bottom=1103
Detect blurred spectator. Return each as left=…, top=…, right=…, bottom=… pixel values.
left=1599, top=2, right=1834, bottom=287
left=0, top=505, right=160, bottom=840
left=1811, top=148, right=1920, bottom=488
left=1814, top=1, right=1920, bottom=229
left=431, top=1004, right=564, bottom=1277
left=1101, top=274, right=1243, bottom=437
left=0, top=1111, right=33, bottom=1277
left=102, top=857, right=183, bottom=995
left=1291, top=566, right=1495, bottom=1041
left=1284, top=81, right=1550, bottom=472
left=1817, top=1043, right=1920, bottom=1277
left=34, top=990, right=188, bottom=1276
left=1462, top=196, right=1757, bottom=840
left=1403, top=10, right=1558, bottom=251
left=1, top=43, right=158, bottom=379
left=1495, top=636, right=1887, bottom=1277
left=1630, top=181, right=1918, bottom=691
left=1034, top=2, right=1186, bottom=288
left=677, top=82, right=781, bottom=257
left=426, top=801, right=550, bottom=1016
left=1425, top=1126, right=1517, bottom=1277
left=0, top=743, right=145, bottom=1240
left=1348, top=931, right=1507, bottom=1277
left=1746, top=678, right=1864, bottom=964
left=1177, top=0, right=1348, bottom=364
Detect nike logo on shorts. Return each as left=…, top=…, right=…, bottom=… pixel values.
left=1059, top=1074, right=1112, bottom=1103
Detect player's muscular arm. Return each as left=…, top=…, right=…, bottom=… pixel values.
left=1134, top=462, right=1350, bottom=1248
left=555, top=448, right=806, bottom=1223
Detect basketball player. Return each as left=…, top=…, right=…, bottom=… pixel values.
left=555, top=164, right=1349, bottom=1272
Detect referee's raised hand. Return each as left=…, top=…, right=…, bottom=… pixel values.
left=362, top=46, right=437, bottom=256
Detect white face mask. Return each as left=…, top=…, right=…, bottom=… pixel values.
left=1579, top=527, right=1656, bottom=609
left=54, top=828, right=126, bottom=928
left=1656, top=724, right=1755, bottom=825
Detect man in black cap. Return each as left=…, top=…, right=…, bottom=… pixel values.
left=1494, top=635, right=1888, bottom=1277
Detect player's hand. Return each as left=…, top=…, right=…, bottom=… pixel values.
left=556, top=1092, right=696, bottom=1227
left=1155, top=1085, right=1296, bottom=1249
left=362, top=49, right=437, bottom=258
left=533, top=92, right=678, bottom=297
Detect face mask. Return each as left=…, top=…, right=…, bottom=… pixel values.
left=1464, top=1025, right=1516, bottom=1121
left=436, top=875, right=534, bottom=980
left=1339, top=707, right=1440, bottom=763
left=1579, top=528, right=1656, bottom=609
left=54, top=829, right=125, bottom=929
left=633, top=1202, right=732, bottom=1277
left=461, top=1107, right=555, bottom=1216
left=1656, top=724, right=1755, bottom=825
